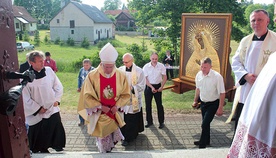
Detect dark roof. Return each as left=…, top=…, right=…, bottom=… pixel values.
left=105, top=10, right=129, bottom=16
left=12, top=6, right=37, bottom=23
left=71, top=1, right=112, bottom=23
left=115, top=11, right=134, bottom=20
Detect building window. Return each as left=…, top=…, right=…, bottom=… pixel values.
left=70, top=20, right=75, bottom=28
left=16, top=23, right=19, bottom=29
left=57, top=19, right=60, bottom=23
left=71, top=30, right=74, bottom=34
left=30, top=23, right=32, bottom=27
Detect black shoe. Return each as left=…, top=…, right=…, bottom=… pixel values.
left=40, top=149, right=50, bottom=153
left=158, top=123, right=164, bottom=129
left=55, top=148, right=64, bottom=152
left=31, top=149, right=39, bottom=153
left=194, top=141, right=210, bottom=146
left=121, top=140, right=129, bottom=146
left=78, top=122, right=84, bottom=126
left=145, top=123, right=153, bottom=128
left=194, top=141, right=200, bottom=146
left=199, top=144, right=206, bottom=149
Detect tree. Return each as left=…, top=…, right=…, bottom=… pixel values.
left=34, top=30, right=40, bottom=46
left=129, top=0, right=195, bottom=64
left=156, top=0, right=195, bottom=65
left=130, top=0, right=247, bottom=64
left=194, top=0, right=247, bottom=42
left=103, top=0, right=122, bottom=11
left=128, top=0, right=158, bottom=29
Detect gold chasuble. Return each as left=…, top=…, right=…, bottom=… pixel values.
left=78, top=64, right=130, bottom=138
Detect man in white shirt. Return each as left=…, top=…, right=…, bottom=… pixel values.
left=192, top=57, right=225, bottom=149
left=143, top=52, right=167, bottom=129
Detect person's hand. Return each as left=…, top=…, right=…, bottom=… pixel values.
left=244, top=73, right=257, bottom=85
left=101, top=106, right=110, bottom=113
left=192, top=102, right=200, bottom=109
left=151, top=87, right=157, bottom=93
left=53, top=101, right=59, bottom=107
left=157, top=87, right=163, bottom=92
left=110, top=106, right=117, bottom=114
left=39, top=107, right=47, bottom=114
left=216, top=106, right=223, bottom=116
left=77, top=88, right=81, bottom=92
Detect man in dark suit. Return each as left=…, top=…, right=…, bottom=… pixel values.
left=20, top=52, right=30, bottom=73
left=163, top=50, right=175, bottom=80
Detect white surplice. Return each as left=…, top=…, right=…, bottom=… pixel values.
left=119, top=63, right=146, bottom=114
left=22, top=67, right=63, bottom=126
left=228, top=53, right=276, bottom=158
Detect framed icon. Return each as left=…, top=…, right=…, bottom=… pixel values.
left=178, top=13, right=232, bottom=87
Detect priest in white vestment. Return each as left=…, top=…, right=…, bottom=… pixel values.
left=119, top=53, right=146, bottom=146
left=228, top=51, right=276, bottom=158
left=230, top=9, right=276, bottom=130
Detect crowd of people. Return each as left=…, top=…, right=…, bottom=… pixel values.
left=18, top=8, right=275, bottom=157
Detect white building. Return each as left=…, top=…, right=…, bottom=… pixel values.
left=50, top=1, right=113, bottom=44
left=13, top=6, right=37, bottom=36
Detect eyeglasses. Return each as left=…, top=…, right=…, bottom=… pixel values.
left=250, top=19, right=264, bottom=23
left=122, top=60, right=132, bottom=64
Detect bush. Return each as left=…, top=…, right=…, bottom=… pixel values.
left=66, top=37, right=75, bottom=46
left=23, top=31, right=30, bottom=42
left=71, top=53, right=101, bottom=72
left=151, top=38, right=171, bottom=52
left=116, top=25, right=128, bottom=31
left=72, top=55, right=93, bottom=72
left=54, top=37, right=61, bottom=45
left=37, top=24, right=49, bottom=30
left=59, top=41, right=64, bottom=46
left=44, top=35, right=50, bottom=44
left=127, top=43, right=147, bottom=67
left=81, top=37, right=90, bottom=49
left=96, top=39, right=123, bottom=49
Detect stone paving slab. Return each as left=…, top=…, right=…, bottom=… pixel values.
left=59, top=112, right=234, bottom=152
left=32, top=148, right=229, bottom=158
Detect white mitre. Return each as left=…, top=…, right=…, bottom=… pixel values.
left=99, top=43, right=118, bottom=64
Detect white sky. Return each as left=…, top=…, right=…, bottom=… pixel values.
left=81, top=0, right=129, bottom=10
left=81, top=0, right=274, bottom=10
left=253, top=0, right=274, bottom=4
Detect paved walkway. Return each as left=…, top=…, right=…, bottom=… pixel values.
left=32, top=111, right=235, bottom=157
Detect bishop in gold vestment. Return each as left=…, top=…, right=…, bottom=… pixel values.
left=78, top=43, right=130, bottom=153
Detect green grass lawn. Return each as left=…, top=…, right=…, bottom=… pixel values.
left=115, top=35, right=155, bottom=51
left=19, top=30, right=237, bottom=114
